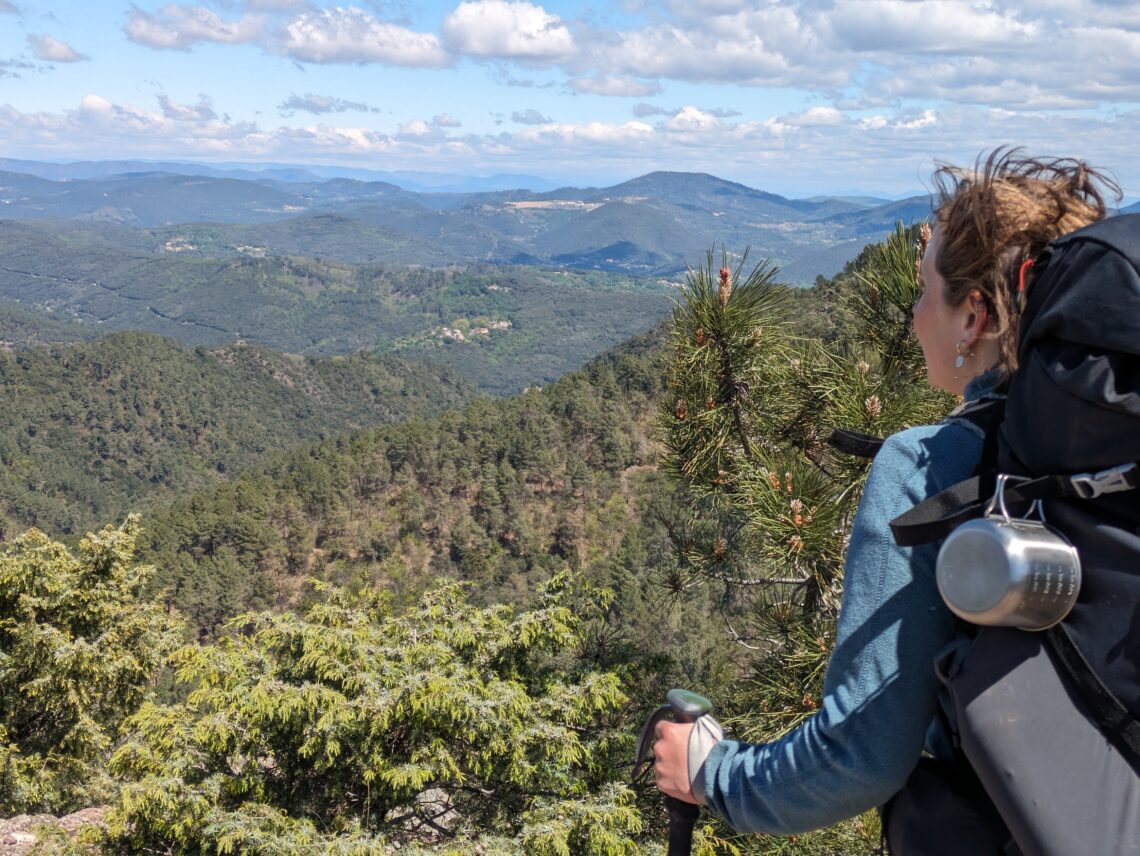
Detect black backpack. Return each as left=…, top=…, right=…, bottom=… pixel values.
left=838, top=214, right=1140, bottom=855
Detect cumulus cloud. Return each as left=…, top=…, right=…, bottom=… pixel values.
left=827, top=0, right=1038, bottom=53
left=663, top=106, right=723, bottom=132
left=559, top=1, right=1138, bottom=109
left=114, top=2, right=1140, bottom=113
left=432, top=113, right=461, bottom=128
left=443, top=0, right=576, bottom=61
left=124, top=3, right=448, bottom=67
left=782, top=106, right=844, bottom=127
left=513, top=120, right=655, bottom=149
left=894, top=109, right=937, bottom=130
left=632, top=103, right=668, bottom=117
left=279, top=92, right=376, bottom=115
left=28, top=34, right=88, bottom=62
left=585, top=22, right=841, bottom=89
left=125, top=5, right=266, bottom=49
left=396, top=119, right=434, bottom=138
left=511, top=108, right=551, bottom=124
left=277, top=7, right=450, bottom=66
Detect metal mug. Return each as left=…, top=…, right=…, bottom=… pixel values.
left=936, top=475, right=1081, bottom=631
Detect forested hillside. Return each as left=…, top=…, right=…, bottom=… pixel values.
left=137, top=330, right=714, bottom=657
left=0, top=220, right=673, bottom=393
left=0, top=332, right=474, bottom=536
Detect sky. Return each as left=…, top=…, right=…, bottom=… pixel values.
left=1, top=0, right=1138, bottom=197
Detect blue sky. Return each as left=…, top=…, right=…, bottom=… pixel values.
left=2, top=0, right=1138, bottom=196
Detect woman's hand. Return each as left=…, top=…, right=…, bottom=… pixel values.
left=653, top=719, right=699, bottom=804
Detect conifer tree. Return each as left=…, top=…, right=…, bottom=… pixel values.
left=656, top=227, right=950, bottom=854
left=96, top=574, right=644, bottom=854
left=0, top=516, right=184, bottom=814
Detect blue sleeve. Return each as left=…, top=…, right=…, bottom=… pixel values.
left=698, top=424, right=982, bottom=834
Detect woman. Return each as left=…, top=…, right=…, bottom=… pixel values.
left=652, top=150, right=1118, bottom=851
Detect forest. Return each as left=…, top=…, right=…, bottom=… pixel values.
left=0, top=224, right=954, bottom=855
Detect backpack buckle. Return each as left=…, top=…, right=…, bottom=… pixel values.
left=1070, top=463, right=1138, bottom=499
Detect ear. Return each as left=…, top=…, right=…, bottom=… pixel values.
left=960, top=290, right=991, bottom=348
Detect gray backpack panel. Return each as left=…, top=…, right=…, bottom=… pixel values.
left=943, top=626, right=1140, bottom=856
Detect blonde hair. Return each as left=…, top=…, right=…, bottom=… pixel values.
left=932, top=148, right=1118, bottom=374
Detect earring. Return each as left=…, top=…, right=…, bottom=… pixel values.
left=954, top=341, right=969, bottom=370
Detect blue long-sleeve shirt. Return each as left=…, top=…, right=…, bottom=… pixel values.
left=699, top=393, right=994, bottom=833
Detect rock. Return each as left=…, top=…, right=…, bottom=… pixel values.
left=0, top=808, right=106, bottom=855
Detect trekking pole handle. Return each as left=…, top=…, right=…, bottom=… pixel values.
left=631, top=689, right=713, bottom=856
left=666, top=688, right=713, bottom=723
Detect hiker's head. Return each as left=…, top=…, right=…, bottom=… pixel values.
left=921, top=148, right=1118, bottom=391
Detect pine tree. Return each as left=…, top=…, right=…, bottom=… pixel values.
left=656, top=227, right=950, bottom=854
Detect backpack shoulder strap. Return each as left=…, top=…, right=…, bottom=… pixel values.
left=889, top=397, right=1005, bottom=547
left=826, top=428, right=885, bottom=459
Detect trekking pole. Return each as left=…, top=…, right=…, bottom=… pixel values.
left=632, top=688, right=714, bottom=856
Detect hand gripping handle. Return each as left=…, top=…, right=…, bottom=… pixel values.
left=632, top=689, right=713, bottom=856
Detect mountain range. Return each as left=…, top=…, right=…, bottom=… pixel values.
left=1, top=162, right=931, bottom=283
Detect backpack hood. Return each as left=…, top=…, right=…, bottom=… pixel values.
left=1003, top=215, right=1140, bottom=476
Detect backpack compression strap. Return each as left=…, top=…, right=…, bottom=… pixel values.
left=890, top=462, right=1140, bottom=547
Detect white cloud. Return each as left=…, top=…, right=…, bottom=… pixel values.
left=112, top=2, right=1140, bottom=114
left=278, top=7, right=450, bottom=66
left=124, top=4, right=448, bottom=68
left=783, top=106, right=844, bottom=127
left=513, top=120, right=655, bottom=148
left=595, top=27, right=802, bottom=84
left=279, top=93, right=375, bottom=115
left=663, top=106, right=722, bottom=132
left=568, top=75, right=660, bottom=97
left=124, top=5, right=266, bottom=49
left=158, top=94, right=218, bottom=121
left=895, top=109, right=937, bottom=130
left=28, top=34, right=88, bottom=62
left=396, top=119, right=433, bottom=138
left=827, top=0, right=1037, bottom=53
left=443, top=0, right=576, bottom=61
left=432, top=113, right=461, bottom=128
